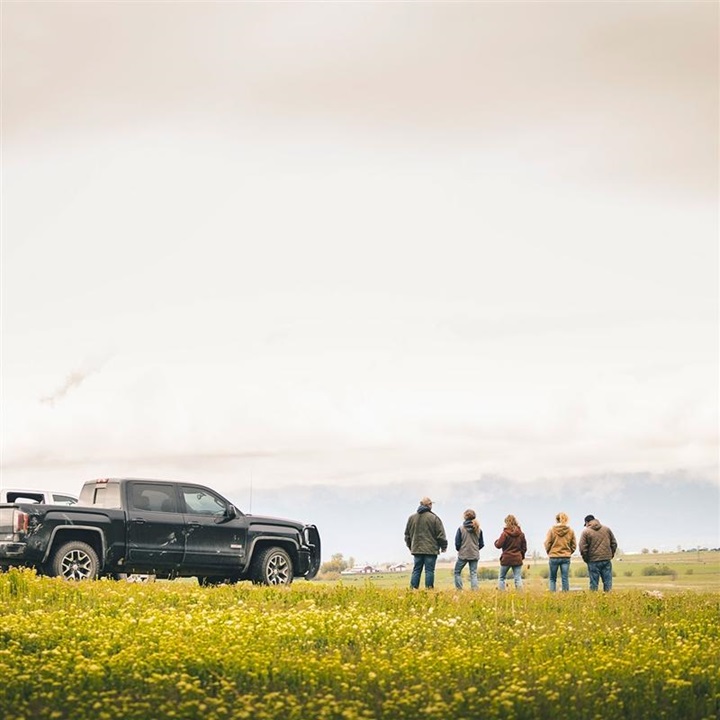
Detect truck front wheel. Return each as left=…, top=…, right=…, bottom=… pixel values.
left=251, top=547, right=293, bottom=586
left=48, top=541, right=99, bottom=581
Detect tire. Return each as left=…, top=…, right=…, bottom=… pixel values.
left=47, top=541, right=99, bottom=581
left=251, top=547, right=293, bottom=586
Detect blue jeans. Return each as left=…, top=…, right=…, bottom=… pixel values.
left=548, top=557, right=571, bottom=592
left=587, top=560, right=613, bottom=591
left=410, top=554, right=438, bottom=589
left=454, top=558, right=479, bottom=590
left=498, top=565, right=523, bottom=590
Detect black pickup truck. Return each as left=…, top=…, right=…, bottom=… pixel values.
left=0, top=478, right=321, bottom=585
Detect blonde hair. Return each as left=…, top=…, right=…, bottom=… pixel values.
left=504, top=514, right=519, bottom=529
left=463, top=508, right=480, bottom=533
left=556, top=512, right=569, bottom=524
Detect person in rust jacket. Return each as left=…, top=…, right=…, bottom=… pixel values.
left=494, top=514, right=527, bottom=591
left=405, top=497, right=448, bottom=590
left=544, top=512, right=577, bottom=592
left=579, top=514, right=617, bottom=592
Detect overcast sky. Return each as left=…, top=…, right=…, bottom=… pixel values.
left=1, top=1, right=718, bottom=558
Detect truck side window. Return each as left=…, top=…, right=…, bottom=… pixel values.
left=132, top=492, right=151, bottom=511
left=8, top=494, right=41, bottom=503
left=181, top=487, right=226, bottom=516
left=130, top=484, right=177, bottom=513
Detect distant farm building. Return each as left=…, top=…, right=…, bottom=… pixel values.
left=340, top=565, right=378, bottom=575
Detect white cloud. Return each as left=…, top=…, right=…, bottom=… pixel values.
left=1, top=2, right=717, bottom=534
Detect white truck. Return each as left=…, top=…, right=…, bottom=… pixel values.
left=0, top=489, right=79, bottom=505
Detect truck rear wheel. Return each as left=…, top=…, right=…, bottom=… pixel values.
left=48, top=541, right=99, bottom=581
left=251, top=547, right=293, bottom=586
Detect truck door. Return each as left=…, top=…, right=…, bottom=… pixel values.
left=126, top=482, right=185, bottom=570
left=180, top=485, right=248, bottom=573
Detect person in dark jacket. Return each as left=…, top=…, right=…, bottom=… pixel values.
left=579, top=514, right=617, bottom=592
left=454, top=509, right=484, bottom=590
left=404, top=497, right=448, bottom=589
left=544, top=512, right=577, bottom=592
left=494, top=514, right=527, bottom=591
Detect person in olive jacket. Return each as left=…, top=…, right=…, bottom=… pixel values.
left=544, top=512, right=577, bottom=592
left=405, top=497, right=448, bottom=589
left=579, top=514, right=617, bottom=592
left=494, top=514, right=527, bottom=591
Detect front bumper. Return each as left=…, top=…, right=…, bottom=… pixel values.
left=302, top=525, right=321, bottom=580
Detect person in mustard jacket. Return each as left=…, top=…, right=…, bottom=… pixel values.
left=544, top=512, right=577, bottom=592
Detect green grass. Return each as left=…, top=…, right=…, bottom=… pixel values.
left=325, top=550, right=720, bottom=591
left=0, top=568, right=717, bottom=720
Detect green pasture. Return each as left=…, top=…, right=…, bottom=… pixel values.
left=0, top=568, right=717, bottom=720
left=328, top=550, right=720, bottom=591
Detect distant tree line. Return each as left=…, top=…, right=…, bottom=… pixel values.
left=319, top=553, right=355, bottom=577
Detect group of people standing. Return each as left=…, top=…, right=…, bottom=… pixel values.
left=404, top=498, right=618, bottom=592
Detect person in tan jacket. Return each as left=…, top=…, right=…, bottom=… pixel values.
left=544, top=512, right=577, bottom=592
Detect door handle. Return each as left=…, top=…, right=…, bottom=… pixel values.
left=132, top=519, right=146, bottom=525
left=187, top=522, right=201, bottom=528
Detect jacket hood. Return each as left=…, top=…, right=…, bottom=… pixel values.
left=504, top=526, right=522, bottom=536
left=586, top=519, right=603, bottom=531
left=554, top=524, right=572, bottom=536
left=417, top=505, right=432, bottom=514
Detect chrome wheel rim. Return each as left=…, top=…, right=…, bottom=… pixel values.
left=60, top=550, right=94, bottom=580
left=266, top=553, right=290, bottom=585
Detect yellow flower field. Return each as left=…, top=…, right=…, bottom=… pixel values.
left=0, top=569, right=717, bottom=720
